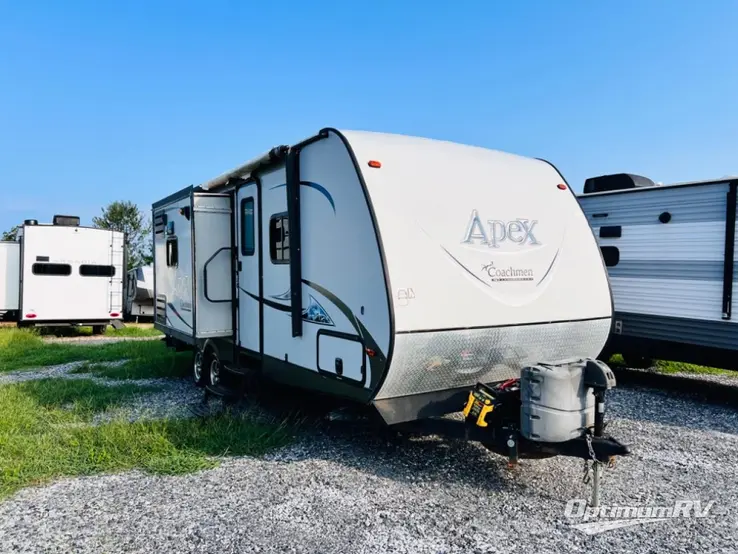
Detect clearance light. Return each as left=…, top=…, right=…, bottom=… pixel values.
left=110, top=312, right=121, bottom=318
left=368, top=160, right=382, bottom=169
left=366, top=348, right=376, bottom=357
left=25, top=313, right=37, bottom=319
left=557, top=184, right=567, bottom=190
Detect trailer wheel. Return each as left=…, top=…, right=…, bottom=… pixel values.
left=193, top=349, right=207, bottom=387
left=209, top=352, right=222, bottom=387
left=92, top=325, right=107, bottom=336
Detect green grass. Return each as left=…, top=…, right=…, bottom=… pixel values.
left=35, top=324, right=162, bottom=338
left=72, top=351, right=192, bottom=380
left=0, top=377, right=292, bottom=499
left=13, top=378, right=160, bottom=416
left=0, top=328, right=183, bottom=374
left=607, top=353, right=738, bottom=378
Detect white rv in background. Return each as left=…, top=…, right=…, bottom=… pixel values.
left=124, top=265, right=154, bottom=321
left=579, top=173, right=738, bottom=370
left=0, top=216, right=126, bottom=333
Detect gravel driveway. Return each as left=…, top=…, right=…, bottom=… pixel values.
left=0, top=383, right=737, bottom=553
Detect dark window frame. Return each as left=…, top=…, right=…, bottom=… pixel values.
left=269, top=212, right=290, bottom=265
left=601, top=246, right=620, bottom=267
left=79, top=264, right=116, bottom=277
left=166, top=236, right=179, bottom=267
left=241, top=197, right=256, bottom=257
left=32, top=263, right=72, bottom=276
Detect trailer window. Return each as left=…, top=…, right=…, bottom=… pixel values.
left=166, top=237, right=179, bottom=267
left=601, top=246, right=620, bottom=267
left=241, top=198, right=255, bottom=256
left=269, top=214, right=289, bottom=264
left=32, top=263, right=71, bottom=276
left=79, top=264, right=116, bottom=277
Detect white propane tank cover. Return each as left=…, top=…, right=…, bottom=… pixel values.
left=520, top=360, right=595, bottom=443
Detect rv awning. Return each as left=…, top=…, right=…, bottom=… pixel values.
left=201, top=145, right=289, bottom=191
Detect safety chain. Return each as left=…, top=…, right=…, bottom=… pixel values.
left=582, top=433, right=616, bottom=484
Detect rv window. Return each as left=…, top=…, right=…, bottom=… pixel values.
left=166, top=237, right=179, bottom=267
left=32, top=263, right=72, bottom=276
left=241, top=198, right=255, bottom=256
left=79, top=264, right=116, bottom=277
left=601, top=246, right=620, bottom=267
left=269, top=214, right=289, bottom=264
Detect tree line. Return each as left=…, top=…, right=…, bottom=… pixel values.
left=1, top=201, right=153, bottom=271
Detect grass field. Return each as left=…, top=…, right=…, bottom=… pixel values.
left=35, top=324, right=163, bottom=338
left=0, top=327, right=292, bottom=499
left=0, top=327, right=174, bottom=373
left=607, top=353, right=738, bottom=378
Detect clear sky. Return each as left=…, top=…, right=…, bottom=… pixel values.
left=1, top=1, right=736, bottom=231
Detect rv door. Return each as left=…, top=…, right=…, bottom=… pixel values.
left=235, top=182, right=261, bottom=355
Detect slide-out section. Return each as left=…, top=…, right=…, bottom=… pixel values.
left=153, top=189, right=233, bottom=343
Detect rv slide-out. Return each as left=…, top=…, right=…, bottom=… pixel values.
left=153, top=128, right=613, bottom=424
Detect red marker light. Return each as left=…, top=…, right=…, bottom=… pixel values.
left=25, top=313, right=37, bottom=319
left=368, top=160, right=382, bottom=169
left=109, top=312, right=121, bottom=318
left=366, top=348, right=376, bottom=357
left=557, top=184, right=567, bottom=190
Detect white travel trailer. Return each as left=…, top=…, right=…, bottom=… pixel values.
left=579, top=173, right=738, bottom=370
left=124, top=265, right=154, bottom=321
left=153, top=128, right=629, bottom=500
left=0, top=216, right=126, bottom=332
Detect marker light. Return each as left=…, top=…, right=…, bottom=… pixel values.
left=557, top=184, right=567, bottom=190
left=109, top=312, right=121, bottom=318
left=368, top=160, right=382, bottom=168
left=25, top=313, right=37, bottom=319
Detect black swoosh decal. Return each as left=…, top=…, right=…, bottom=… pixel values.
left=167, top=302, right=193, bottom=330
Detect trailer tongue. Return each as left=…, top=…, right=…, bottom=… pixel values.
left=398, top=357, right=629, bottom=508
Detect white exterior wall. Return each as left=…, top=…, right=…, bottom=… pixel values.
left=579, top=181, right=735, bottom=322
left=340, top=130, right=612, bottom=400
left=20, top=225, right=124, bottom=322
left=256, top=132, right=391, bottom=388
left=0, top=242, right=20, bottom=311
left=193, top=194, right=233, bottom=338
left=343, top=130, right=612, bottom=332
left=153, top=198, right=195, bottom=336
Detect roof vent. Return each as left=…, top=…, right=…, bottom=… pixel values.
left=583, top=173, right=657, bottom=194
left=23, top=219, right=38, bottom=226
left=53, top=215, right=81, bottom=227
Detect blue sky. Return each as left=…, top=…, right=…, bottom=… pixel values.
left=1, top=1, right=736, bottom=231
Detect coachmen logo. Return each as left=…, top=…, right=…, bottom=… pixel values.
left=462, top=209, right=540, bottom=248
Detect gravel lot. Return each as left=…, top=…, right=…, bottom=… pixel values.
left=0, top=374, right=736, bottom=554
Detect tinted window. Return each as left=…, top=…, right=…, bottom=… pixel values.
left=80, top=264, right=116, bottom=277
left=269, top=214, right=289, bottom=264
left=166, top=237, right=178, bottom=267
left=601, top=246, right=620, bottom=267
left=241, top=198, right=255, bottom=256
left=32, top=263, right=71, bottom=276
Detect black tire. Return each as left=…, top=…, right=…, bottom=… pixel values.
left=91, top=325, right=107, bottom=336
left=193, top=348, right=207, bottom=387
left=208, top=349, right=222, bottom=388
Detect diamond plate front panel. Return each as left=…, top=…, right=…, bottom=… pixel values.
left=374, top=318, right=611, bottom=400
